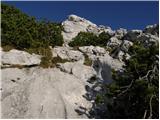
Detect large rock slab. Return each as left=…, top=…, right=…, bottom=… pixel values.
left=1, top=49, right=41, bottom=67
left=93, top=53, right=124, bottom=83
left=52, top=47, right=84, bottom=63
left=1, top=67, right=92, bottom=118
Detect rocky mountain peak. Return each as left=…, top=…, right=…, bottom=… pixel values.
left=62, top=14, right=115, bottom=44
left=67, top=14, right=97, bottom=26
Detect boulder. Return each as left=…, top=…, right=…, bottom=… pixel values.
left=124, top=30, right=142, bottom=41
left=79, top=46, right=106, bottom=56
left=98, top=25, right=115, bottom=36
left=121, top=40, right=133, bottom=52
left=1, top=49, right=41, bottom=67
left=57, top=62, right=96, bottom=81
left=52, top=47, right=84, bottom=63
left=107, top=37, right=122, bottom=48
left=115, top=28, right=127, bottom=39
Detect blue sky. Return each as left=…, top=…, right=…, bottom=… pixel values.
left=3, top=1, right=159, bottom=30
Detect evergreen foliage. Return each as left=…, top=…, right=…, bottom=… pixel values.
left=1, top=3, right=63, bottom=50
left=69, top=32, right=110, bottom=47
left=90, top=42, right=159, bottom=119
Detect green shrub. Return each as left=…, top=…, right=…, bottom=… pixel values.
left=1, top=3, right=64, bottom=50
left=69, top=32, right=110, bottom=47
left=90, top=42, right=159, bottom=118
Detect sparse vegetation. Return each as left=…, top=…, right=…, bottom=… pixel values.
left=2, top=45, right=14, bottom=52
left=40, top=55, right=70, bottom=68
left=84, top=54, right=92, bottom=66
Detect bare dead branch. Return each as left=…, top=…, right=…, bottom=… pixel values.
left=143, top=110, right=147, bottom=119
left=148, top=95, right=154, bottom=119
left=118, top=79, right=134, bottom=97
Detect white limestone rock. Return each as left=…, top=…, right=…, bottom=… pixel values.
left=71, top=63, right=97, bottom=81
left=121, top=40, right=133, bottom=52
left=79, top=46, right=106, bottom=56
left=62, top=15, right=115, bottom=44
left=1, top=49, right=41, bottom=67
left=107, top=37, right=122, bottom=48
left=115, top=28, right=127, bottom=39
left=62, top=15, right=97, bottom=43
left=138, top=33, right=159, bottom=46
left=52, top=47, right=84, bottom=63
left=144, top=24, right=159, bottom=36
left=1, top=67, right=92, bottom=119
left=57, top=62, right=96, bottom=82
left=93, top=53, right=124, bottom=83
left=57, top=62, right=75, bottom=74
left=98, top=25, right=115, bottom=36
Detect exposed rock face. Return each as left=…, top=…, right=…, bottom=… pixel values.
left=144, top=24, right=159, bottom=36
left=1, top=47, right=123, bottom=119
left=79, top=46, right=107, bottom=56
left=107, top=37, right=122, bottom=48
left=124, top=30, right=142, bottom=41
left=62, top=15, right=97, bottom=44
left=121, top=40, right=133, bottom=52
left=52, top=47, right=84, bottom=63
left=62, top=14, right=115, bottom=44
left=57, top=62, right=96, bottom=81
left=138, top=33, right=159, bottom=46
left=1, top=14, right=158, bottom=119
left=1, top=49, right=41, bottom=67
left=115, top=28, right=127, bottom=39
left=93, top=53, right=123, bottom=84
left=1, top=67, right=92, bottom=118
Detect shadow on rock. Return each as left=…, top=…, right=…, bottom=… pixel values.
left=75, top=58, right=113, bottom=118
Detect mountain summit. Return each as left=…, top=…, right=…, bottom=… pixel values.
left=62, top=14, right=115, bottom=44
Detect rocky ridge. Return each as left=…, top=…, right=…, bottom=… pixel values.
left=1, top=14, right=159, bottom=118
